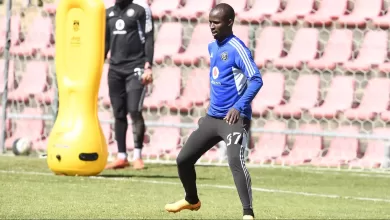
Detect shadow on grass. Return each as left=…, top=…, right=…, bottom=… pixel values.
left=99, top=173, right=213, bottom=180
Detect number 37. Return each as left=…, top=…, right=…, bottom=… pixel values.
left=226, top=132, right=242, bottom=146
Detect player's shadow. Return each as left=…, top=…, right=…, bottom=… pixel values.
left=99, top=173, right=213, bottom=180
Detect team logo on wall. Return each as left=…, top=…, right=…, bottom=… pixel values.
left=73, top=20, right=79, bottom=31
left=221, top=52, right=228, bottom=61
left=212, top=66, right=219, bottom=79
left=127, top=8, right=135, bottom=17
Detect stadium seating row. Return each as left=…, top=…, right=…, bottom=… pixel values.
left=0, top=60, right=54, bottom=103
left=249, top=121, right=389, bottom=169
left=0, top=15, right=54, bottom=57
left=155, top=23, right=390, bottom=71
left=3, top=14, right=390, bottom=72
left=42, top=0, right=390, bottom=28
left=3, top=59, right=390, bottom=121
left=2, top=107, right=388, bottom=168
left=256, top=72, right=390, bottom=121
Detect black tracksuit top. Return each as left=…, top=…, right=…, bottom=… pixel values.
left=105, top=0, right=154, bottom=74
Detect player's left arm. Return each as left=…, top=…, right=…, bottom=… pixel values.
left=138, top=5, right=154, bottom=84
left=139, top=5, right=154, bottom=69
left=233, top=46, right=263, bottom=112
left=224, top=44, right=262, bottom=124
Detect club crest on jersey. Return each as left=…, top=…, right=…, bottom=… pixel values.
left=212, top=66, right=219, bottom=79
left=126, top=8, right=135, bottom=17
left=221, top=52, right=228, bottom=61
left=113, top=19, right=126, bottom=35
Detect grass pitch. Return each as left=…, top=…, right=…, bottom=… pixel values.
left=0, top=156, right=390, bottom=219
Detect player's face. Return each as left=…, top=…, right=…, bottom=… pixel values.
left=209, top=10, right=231, bottom=40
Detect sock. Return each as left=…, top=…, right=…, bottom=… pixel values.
left=243, top=208, right=254, bottom=217
left=118, top=152, right=127, bottom=160
left=133, top=148, right=142, bottom=160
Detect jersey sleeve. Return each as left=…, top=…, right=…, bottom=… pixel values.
left=138, top=3, right=154, bottom=67
left=104, top=9, right=111, bottom=60
left=232, top=41, right=263, bottom=113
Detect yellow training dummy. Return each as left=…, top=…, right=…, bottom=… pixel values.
left=47, top=0, right=108, bottom=176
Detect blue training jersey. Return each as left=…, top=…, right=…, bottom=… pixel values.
left=207, top=34, right=263, bottom=120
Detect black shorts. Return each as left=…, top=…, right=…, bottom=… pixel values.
left=108, top=68, right=146, bottom=118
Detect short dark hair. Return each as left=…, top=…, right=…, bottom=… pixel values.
left=211, top=3, right=235, bottom=21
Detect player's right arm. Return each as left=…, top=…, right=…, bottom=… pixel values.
left=104, top=9, right=111, bottom=60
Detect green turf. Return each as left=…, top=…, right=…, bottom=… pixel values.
left=0, top=156, right=390, bottom=219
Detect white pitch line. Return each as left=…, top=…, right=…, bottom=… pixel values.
left=1, top=170, right=390, bottom=203
left=299, top=170, right=390, bottom=178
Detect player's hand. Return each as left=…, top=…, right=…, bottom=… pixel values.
left=141, top=62, right=153, bottom=85
left=224, top=108, right=240, bottom=125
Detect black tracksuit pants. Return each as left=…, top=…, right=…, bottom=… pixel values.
left=176, top=114, right=254, bottom=217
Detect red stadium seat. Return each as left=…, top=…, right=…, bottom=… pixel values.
left=144, top=115, right=181, bottom=158
left=0, top=16, right=21, bottom=53
left=143, top=67, right=181, bottom=109
left=372, top=6, right=390, bottom=28
left=104, top=0, right=115, bottom=8
left=303, top=0, right=348, bottom=25
left=99, top=64, right=109, bottom=101
left=349, top=128, right=390, bottom=169
left=43, top=2, right=58, bottom=15
left=254, top=26, right=284, bottom=68
left=342, top=30, right=388, bottom=71
left=237, top=0, right=280, bottom=23
left=167, top=118, right=199, bottom=160
left=276, top=124, right=323, bottom=166
left=8, top=61, right=48, bottom=102
left=154, top=22, right=183, bottom=64
left=201, top=141, right=225, bottom=162
left=344, top=78, right=390, bottom=120
left=171, top=0, right=214, bottom=20
left=252, top=72, right=284, bottom=116
left=35, top=86, right=55, bottom=104
left=205, top=25, right=249, bottom=65
left=310, top=125, right=359, bottom=167
left=248, top=120, right=287, bottom=164
left=273, top=74, right=320, bottom=118
left=167, top=68, right=209, bottom=112
left=337, top=0, right=383, bottom=27
left=10, top=16, right=53, bottom=57
left=0, top=111, right=11, bottom=146
left=98, top=111, right=113, bottom=146
left=108, top=141, right=118, bottom=154
left=172, top=23, right=210, bottom=66
left=0, top=59, right=15, bottom=92
left=378, top=61, right=390, bottom=74
left=308, top=29, right=353, bottom=70
left=233, top=24, right=250, bottom=47
left=270, top=0, right=314, bottom=24
left=41, top=45, right=55, bottom=58
left=219, top=0, right=247, bottom=14
left=273, top=28, right=319, bottom=69
left=5, top=107, right=45, bottom=150
left=34, top=138, right=48, bottom=151
left=309, top=76, right=355, bottom=119
left=380, top=110, right=390, bottom=122
left=150, top=0, right=181, bottom=19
